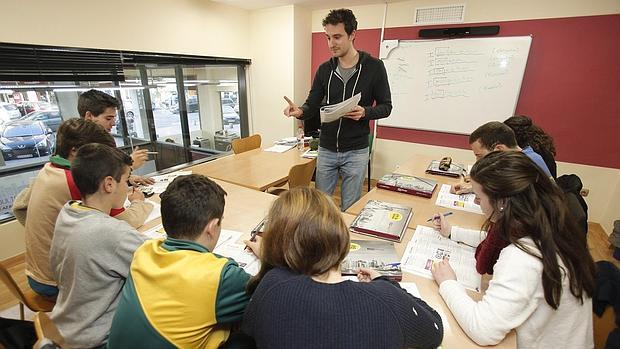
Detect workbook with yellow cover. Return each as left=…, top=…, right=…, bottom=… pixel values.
left=349, top=200, right=412, bottom=242
left=341, top=240, right=402, bottom=281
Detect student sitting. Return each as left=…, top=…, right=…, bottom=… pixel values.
left=78, top=89, right=153, bottom=186
left=504, top=114, right=557, bottom=179
left=451, top=121, right=552, bottom=195
left=242, top=187, right=444, bottom=349
left=11, top=118, right=152, bottom=298
left=108, top=174, right=253, bottom=348
left=432, top=151, right=595, bottom=348
left=49, top=143, right=147, bottom=348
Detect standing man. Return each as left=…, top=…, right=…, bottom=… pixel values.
left=284, top=8, right=392, bottom=211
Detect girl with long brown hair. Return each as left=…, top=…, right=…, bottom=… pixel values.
left=432, top=151, right=595, bottom=348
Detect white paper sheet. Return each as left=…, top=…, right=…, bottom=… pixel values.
left=142, top=223, right=166, bottom=239
left=213, top=229, right=261, bottom=276
left=143, top=170, right=193, bottom=194
left=435, top=184, right=483, bottom=215
left=319, top=93, right=361, bottom=123
left=400, top=225, right=481, bottom=292
left=399, top=282, right=421, bottom=298
left=264, top=144, right=295, bottom=153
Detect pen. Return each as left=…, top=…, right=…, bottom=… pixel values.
left=426, top=212, right=453, bottom=222
left=145, top=151, right=159, bottom=155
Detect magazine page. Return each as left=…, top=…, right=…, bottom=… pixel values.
left=400, top=225, right=482, bottom=292
left=341, top=240, right=401, bottom=281
left=213, top=229, right=261, bottom=276
left=435, top=184, right=483, bottom=215
left=319, top=93, right=361, bottom=123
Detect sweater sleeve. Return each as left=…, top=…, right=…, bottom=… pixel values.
left=214, top=260, right=251, bottom=324
left=114, top=201, right=153, bottom=228
left=372, top=278, right=444, bottom=349
left=450, top=226, right=487, bottom=248
left=438, top=245, right=542, bottom=345
left=109, top=226, right=147, bottom=278
left=362, top=59, right=392, bottom=121
left=11, top=184, right=32, bottom=226
left=299, top=66, right=326, bottom=122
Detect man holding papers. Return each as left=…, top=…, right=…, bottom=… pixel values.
left=283, top=8, right=392, bottom=210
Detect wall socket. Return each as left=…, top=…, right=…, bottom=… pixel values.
left=580, top=188, right=589, bottom=197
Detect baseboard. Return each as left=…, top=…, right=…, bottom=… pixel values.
left=1, top=253, right=24, bottom=269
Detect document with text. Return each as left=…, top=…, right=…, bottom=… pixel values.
left=319, top=93, right=361, bottom=123
left=400, top=225, right=482, bottom=292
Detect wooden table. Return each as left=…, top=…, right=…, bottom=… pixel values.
left=139, top=157, right=515, bottom=348
left=139, top=178, right=277, bottom=236
left=344, top=154, right=517, bottom=348
left=186, top=148, right=314, bottom=191
left=347, top=154, right=481, bottom=231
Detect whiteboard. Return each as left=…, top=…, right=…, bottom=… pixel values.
left=380, top=36, right=532, bottom=134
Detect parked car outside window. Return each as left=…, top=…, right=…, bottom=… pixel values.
left=0, top=120, right=54, bottom=161
left=21, top=110, right=62, bottom=131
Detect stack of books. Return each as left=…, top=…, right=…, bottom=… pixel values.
left=377, top=173, right=437, bottom=198
left=425, top=160, right=465, bottom=178
left=349, top=200, right=412, bottom=242
left=341, top=240, right=402, bottom=281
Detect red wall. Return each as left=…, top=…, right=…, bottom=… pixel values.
left=311, top=14, right=620, bottom=168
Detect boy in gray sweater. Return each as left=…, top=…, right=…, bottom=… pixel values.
left=50, top=143, right=146, bottom=348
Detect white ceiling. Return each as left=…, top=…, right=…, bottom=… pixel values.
left=211, top=0, right=394, bottom=11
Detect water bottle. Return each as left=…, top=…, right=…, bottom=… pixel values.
left=296, top=125, right=305, bottom=150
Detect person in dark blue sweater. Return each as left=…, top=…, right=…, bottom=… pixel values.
left=242, top=187, right=443, bottom=349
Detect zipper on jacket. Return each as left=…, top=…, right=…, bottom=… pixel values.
left=332, top=64, right=360, bottom=152
left=336, top=78, right=347, bottom=152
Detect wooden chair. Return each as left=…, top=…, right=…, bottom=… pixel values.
left=232, top=134, right=261, bottom=154
left=268, top=159, right=316, bottom=195
left=33, top=312, right=69, bottom=349
left=0, top=262, right=55, bottom=320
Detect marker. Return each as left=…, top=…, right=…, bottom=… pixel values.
left=426, top=212, right=453, bottom=222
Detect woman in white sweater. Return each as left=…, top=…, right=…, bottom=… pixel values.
left=431, top=151, right=596, bottom=348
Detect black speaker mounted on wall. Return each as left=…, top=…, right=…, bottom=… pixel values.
left=419, top=25, right=500, bottom=38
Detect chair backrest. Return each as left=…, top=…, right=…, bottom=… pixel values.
left=287, top=160, right=316, bottom=189
left=0, top=262, right=27, bottom=306
left=0, top=261, right=55, bottom=314
left=232, top=134, right=261, bottom=154
left=34, top=312, right=69, bottom=349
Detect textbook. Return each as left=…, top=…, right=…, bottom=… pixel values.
left=341, top=240, right=402, bottom=281
left=435, top=184, right=483, bottom=215
left=425, top=160, right=465, bottom=178
left=349, top=200, right=412, bottom=242
left=400, top=225, right=482, bottom=292
left=377, top=173, right=437, bottom=198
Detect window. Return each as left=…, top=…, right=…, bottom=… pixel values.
left=0, top=42, right=250, bottom=222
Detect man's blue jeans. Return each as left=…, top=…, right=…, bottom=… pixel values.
left=316, top=146, right=369, bottom=211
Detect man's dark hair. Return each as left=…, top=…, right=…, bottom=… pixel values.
left=160, top=174, right=227, bottom=241
left=469, top=121, right=518, bottom=150
left=72, top=143, right=133, bottom=197
left=77, top=89, right=120, bottom=117
left=322, top=8, right=357, bottom=35
left=55, top=118, right=116, bottom=158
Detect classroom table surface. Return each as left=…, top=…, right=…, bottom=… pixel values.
left=138, top=155, right=515, bottom=348
left=344, top=153, right=517, bottom=348
left=347, top=153, right=482, bottom=231
left=139, top=178, right=277, bottom=235
left=185, top=147, right=313, bottom=192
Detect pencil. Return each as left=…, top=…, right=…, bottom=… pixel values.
left=426, top=212, right=454, bottom=222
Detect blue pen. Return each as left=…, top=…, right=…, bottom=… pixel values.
left=426, top=212, right=453, bottom=222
